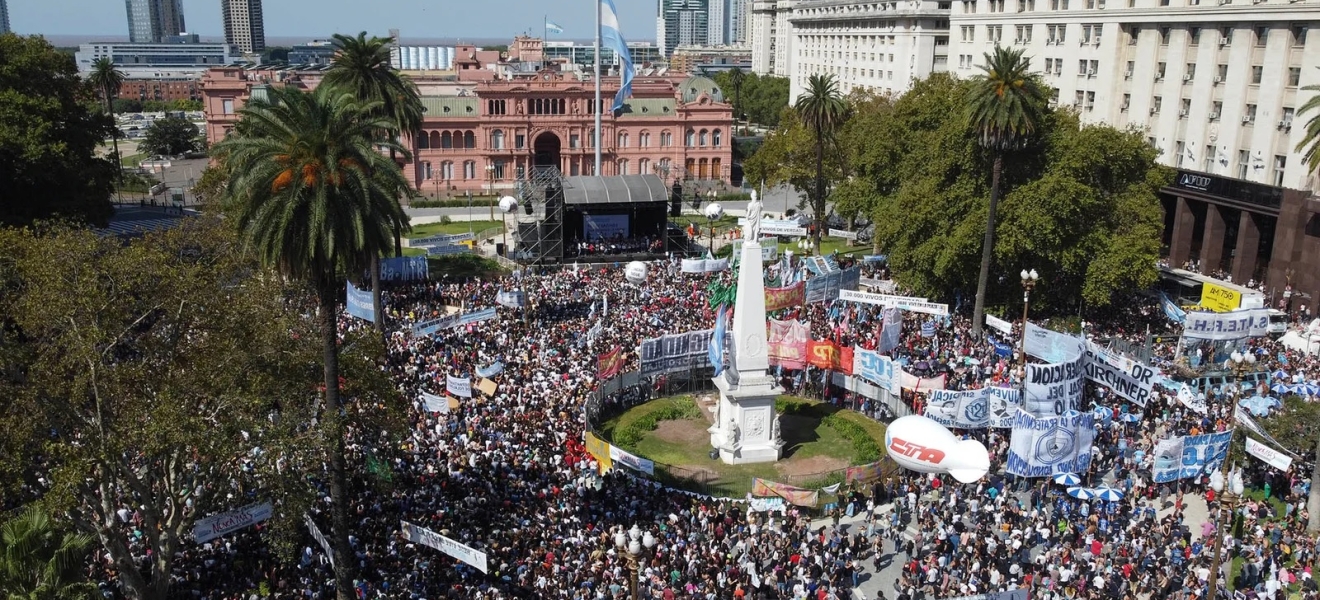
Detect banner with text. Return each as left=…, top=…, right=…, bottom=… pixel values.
left=1151, top=430, right=1233, bottom=483
left=609, top=445, right=655, bottom=475
left=193, top=502, right=273, bottom=543
left=767, top=319, right=809, bottom=370
left=1082, top=342, right=1157, bottom=407
left=1024, top=357, right=1085, bottom=417
left=346, top=282, right=374, bottom=322
left=446, top=375, right=472, bottom=398
left=421, top=391, right=449, bottom=413
left=878, top=307, right=903, bottom=354
left=681, top=257, right=730, bottom=273
left=400, top=520, right=489, bottom=573
left=597, top=346, right=625, bottom=380
left=925, top=387, right=1022, bottom=429
left=1006, top=409, right=1095, bottom=477
left=1182, top=308, right=1271, bottom=340
left=854, top=349, right=901, bottom=395
left=838, top=290, right=948, bottom=316
left=765, top=282, right=806, bottom=311
left=986, top=314, right=1014, bottom=336
left=751, top=478, right=819, bottom=507
left=1200, top=281, right=1243, bottom=312
left=380, top=256, right=428, bottom=282
left=1023, top=323, right=1084, bottom=363
left=1245, top=437, right=1293, bottom=471
left=638, top=329, right=716, bottom=377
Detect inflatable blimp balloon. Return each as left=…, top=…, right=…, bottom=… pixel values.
left=885, top=415, right=991, bottom=484
left=624, top=261, right=648, bottom=285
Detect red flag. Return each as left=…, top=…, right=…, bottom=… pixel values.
left=807, top=340, right=840, bottom=370
left=838, top=346, right=854, bottom=375
left=597, top=347, right=624, bottom=380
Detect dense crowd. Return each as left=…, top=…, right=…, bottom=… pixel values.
left=87, top=252, right=1320, bottom=600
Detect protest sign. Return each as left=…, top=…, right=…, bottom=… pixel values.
left=609, top=446, right=655, bottom=475
left=765, top=282, right=806, bottom=311
left=638, top=329, right=716, bottom=377
left=1245, top=437, right=1292, bottom=471
left=346, top=282, right=374, bottom=322
left=400, top=520, right=488, bottom=573
left=767, top=319, right=809, bottom=370
left=1006, top=409, right=1095, bottom=477
left=193, top=502, right=273, bottom=543
left=446, top=375, right=472, bottom=398
left=1182, top=308, right=1270, bottom=340
left=1151, top=431, right=1233, bottom=483
left=1082, top=342, right=1156, bottom=407
left=1024, top=357, right=1085, bottom=416
left=854, top=349, right=900, bottom=394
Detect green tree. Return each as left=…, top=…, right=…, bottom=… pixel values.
left=87, top=58, right=124, bottom=171
left=214, top=84, right=411, bottom=600
left=0, top=506, right=98, bottom=600
left=712, top=72, right=789, bottom=128
left=742, top=109, right=837, bottom=218
left=324, top=31, right=420, bottom=330
left=727, top=68, right=745, bottom=122
left=139, top=116, right=200, bottom=157
left=111, top=98, right=143, bottom=113
left=0, top=221, right=323, bottom=600
left=1295, top=83, right=1320, bottom=176
left=966, top=46, right=1047, bottom=337
left=0, top=35, right=116, bottom=227
left=794, top=74, right=849, bottom=253
left=1262, top=395, right=1320, bottom=532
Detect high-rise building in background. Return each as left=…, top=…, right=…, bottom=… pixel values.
left=125, top=0, right=186, bottom=43
left=658, top=0, right=711, bottom=56
left=748, top=0, right=793, bottom=75
left=1, top=0, right=11, bottom=35
left=730, top=0, right=750, bottom=44
left=221, top=0, right=265, bottom=54
left=709, top=0, right=728, bottom=45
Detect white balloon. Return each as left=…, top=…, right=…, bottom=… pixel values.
left=624, top=261, right=648, bottom=285
left=884, top=415, right=990, bottom=484
left=499, top=196, right=519, bottom=213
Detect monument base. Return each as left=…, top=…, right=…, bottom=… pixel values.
left=708, top=372, right=783, bottom=465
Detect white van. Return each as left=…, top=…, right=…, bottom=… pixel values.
left=1266, top=309, right=1288, bottom=336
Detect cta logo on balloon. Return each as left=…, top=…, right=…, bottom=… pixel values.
left=884, top=415, right=990, bottom=484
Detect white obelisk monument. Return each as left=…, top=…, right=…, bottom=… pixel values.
left=709, top=191, right=783, bottom=464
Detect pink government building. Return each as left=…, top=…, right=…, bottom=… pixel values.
left=201, top=40, right=734, bottom=195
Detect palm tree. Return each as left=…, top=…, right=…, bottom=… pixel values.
left=966, top=46, right=1047, bottom=338
left=0, top=506, right=99, bottom=600
left=87, top=58, right=125, bottom=200
left=214, top=84, right=410, bottom=600
left=1295, top=83, right=1320, bottom=179
left=794, top=74, right=849, bottom=254
left=728, top=69, right=745, bottom=127
left=323, top=31, right=422, bottom=331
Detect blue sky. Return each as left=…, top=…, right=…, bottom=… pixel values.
left=12, top=0, right=657, bottom=42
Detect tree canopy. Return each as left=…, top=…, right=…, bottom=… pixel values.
left=710, top=71, right=790, bottom=128
left=140, top=116, right=201, bottom=157
left=0, top=34, right=116, bottom=228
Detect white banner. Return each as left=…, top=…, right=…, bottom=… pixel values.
left=986, top=314, right=1014, bottom=336
left=304, top=513, right=334, bottom=567
left=400, top=520, right=488, bottom=573
left=1178, top=383, right=1206, bottom=414
left=1245, top=437, right=1293, bottom=471
left=761, top=224, right=808, bottom=236
left=838, top=290, right=947, bottom=316
left=1024, top=358, right=1085, bottom=416
left=1182, top=307, right=1270, bottom=340
left=1234, top=407, right=1297, bottom=457
left=925, top=387, right=1021, bottom=429
left=1006, top=409, right=1095, bottom=477
left=445, top=375, right=472, bottom=398
left=859, top=277, right=897, bottom=293
left=681, top=258, right=730, bottom=273
left=609, top=446, right=655, bottom=475
left=193, top=502, right=273, bottom=543
left=421, top=391, right=450, bottom=413
left=1082, top=342, right=1157, bottom=407
left=1023, top=323, right=1083, bottom=363
left=828, top=228, right=858, bottom=240
left=413, top=232, right=475, bottom=246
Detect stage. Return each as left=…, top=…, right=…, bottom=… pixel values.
left=512, top=174, right=684, bottom=263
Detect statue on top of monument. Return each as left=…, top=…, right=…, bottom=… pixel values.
left=744, top=190, right=762, bottom=241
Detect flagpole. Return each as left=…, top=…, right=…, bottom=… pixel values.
left=594, top=0, right=602, bottom=176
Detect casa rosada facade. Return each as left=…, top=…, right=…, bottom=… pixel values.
left=201, top=66, right=735, bottom=194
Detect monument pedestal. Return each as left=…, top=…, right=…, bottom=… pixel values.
left=707, top=234, right=783, bottom=465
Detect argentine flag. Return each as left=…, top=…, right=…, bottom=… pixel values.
left=546, top=21, right=565, bottom=34
left=600, top=0, right=635, bottom=112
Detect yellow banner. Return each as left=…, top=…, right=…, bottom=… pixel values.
left=1200, top=282, right=1242, bottom=313
left=584, top=432, right=613, bottom=473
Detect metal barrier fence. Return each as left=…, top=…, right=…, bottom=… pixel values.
left=585, top=366, right=898, bottom=500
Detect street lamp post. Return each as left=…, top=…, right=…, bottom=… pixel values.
left=1207, top=459, right=1245, bottom=599
left=613, top=524, right=657, bottom=600
left=704, top=203, right=724, bottom=257
left=1018, top=269, right=1040, bottom=366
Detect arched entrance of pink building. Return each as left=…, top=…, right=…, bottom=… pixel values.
left=534, top=132, right=561, bottom=172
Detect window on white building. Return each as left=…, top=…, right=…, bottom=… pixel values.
left=1156, top=62, right=1166, bottom=80
left=1244, top=103, right=1257, bottom=123
left=1152, top=96, right=1162, bottom=113
left=1251, top=66, right=1263, bottom=84
left=1273, top=155, right=1286, bottom=186
left=1204, top=145, right=1215, bottom=172
left=1238, top=150, right=1251, bottom=179
left=1179, top=98, right=1190, bottom=117
left=1211, top=101, right=1222, bottom=120
left=1289, top=67, right=1301, bottom=87
left=1255, top=26, right=1268, bottom=46
left=1175, top=141, right=1185, bottom=166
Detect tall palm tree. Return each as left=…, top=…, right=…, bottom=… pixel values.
left=87, top=58, right=125, bottom=200
left=0, top=506, right=99, bottom=600
left=323, top=31, right=422, bottom=331
left=1295, top=83, right=1320, bottom=179
left=794, top=74, right=849, bottom=254
left=966, top=46, right=1047, bottom=338
left=214, top=84, right=410, bottom=600
left=728, top=69, right=745, bottom=126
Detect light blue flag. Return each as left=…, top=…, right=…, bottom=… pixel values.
left=710, top=305, right=728, bottom=376
left=600, top=0, right=634, bottom=112
left=546, top=21, right=565, bottom=34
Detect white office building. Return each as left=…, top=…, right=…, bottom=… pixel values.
left=749, top=0, right=798, bottom=75
left=393, top=46, right=457, bottom=70
left=950, top=1, right=1320, bottom=190
left=788, top=0, right=952, bottom=100
left=711, top=0, right=730, bottom=44
left=731, top=0, right=751, bottom=42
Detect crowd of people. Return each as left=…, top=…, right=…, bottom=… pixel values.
left=86, top=249, right=1320, bottom=600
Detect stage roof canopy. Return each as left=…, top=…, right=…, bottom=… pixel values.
left=560, top=175, right=669, bottom=205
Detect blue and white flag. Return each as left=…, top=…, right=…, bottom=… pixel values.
left=1159, top=292, right=1186, bottom=324
left=476, top=362, right=504, bottom=378
left=709, top=305, right=728, bottom=376
left=545, top=21, right=564, bottom=34
left=496, top=290, right=526, bottom=309
left=600, top=0, right=634, bottom=112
